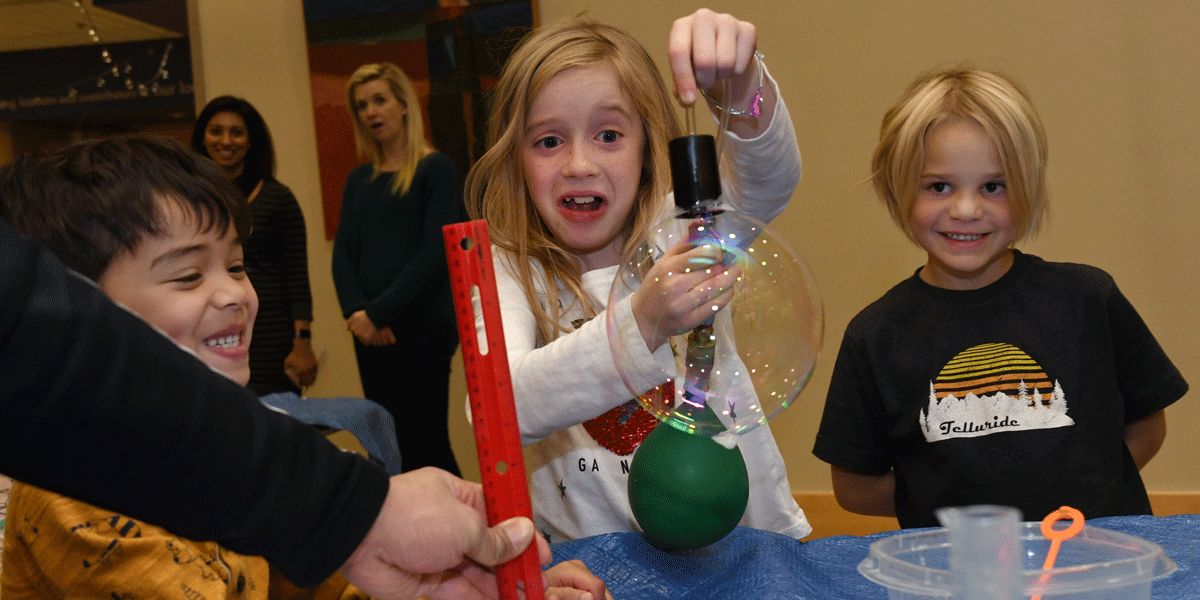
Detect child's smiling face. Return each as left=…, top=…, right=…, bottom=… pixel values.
left=522, top=62, right=646, bottom=271
left=97, top=196, right=258, bottom=385
left=911, top=117, right=1016, bottom=290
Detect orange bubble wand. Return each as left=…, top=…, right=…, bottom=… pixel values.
left=1030, top=506, right=1085, bottom=600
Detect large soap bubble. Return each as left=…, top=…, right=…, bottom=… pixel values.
left=607, top=136, right=823, bottom=447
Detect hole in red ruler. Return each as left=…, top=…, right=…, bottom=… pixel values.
left=459, top=237, right=476, bottom=251
left=471, top=285, right=488, bottom=354
left=494, top=460, right=509, bottom=475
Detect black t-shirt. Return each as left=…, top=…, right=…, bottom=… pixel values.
left=813, top=251, right=1188, bottom=527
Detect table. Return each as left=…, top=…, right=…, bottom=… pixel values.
left=549, top=514, right=1200, bottom=599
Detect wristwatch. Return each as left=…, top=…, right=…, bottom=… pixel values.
left=295, top=329, right=311, bottom=339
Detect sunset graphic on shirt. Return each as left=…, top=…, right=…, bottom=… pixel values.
left=921, top=342, right=1074, bottom=442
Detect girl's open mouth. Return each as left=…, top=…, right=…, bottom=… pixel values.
left=562, top=196, right=603, bottom=211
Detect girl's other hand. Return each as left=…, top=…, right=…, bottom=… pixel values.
left=544, top=559, right=614, bottom=600
left=668, top=9, right=757, bottom=106
left=631, top=238, right=741, bottom=352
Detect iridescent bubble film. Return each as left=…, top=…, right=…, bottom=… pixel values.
left=607, top=205, right=823, bottom=445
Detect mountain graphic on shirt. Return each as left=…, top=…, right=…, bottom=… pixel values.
left=920, top=342, right=1074, bottom=442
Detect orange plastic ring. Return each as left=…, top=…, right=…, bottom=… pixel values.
left=1040, top=505, right=1085, bottom=541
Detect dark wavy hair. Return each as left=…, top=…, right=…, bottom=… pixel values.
left=191, top=95, right=277, bottom=197
left=0, top=134, right=251, bottom=281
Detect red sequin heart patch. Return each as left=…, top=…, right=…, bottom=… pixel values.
left=582, top=383, right=673, bottom=456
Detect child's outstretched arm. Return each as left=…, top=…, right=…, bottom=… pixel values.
left=668, top=9, right=800, bottom=225
left=830, top=465, right=897, bottom=518
left=1124, top=409, right=1167, bottom=470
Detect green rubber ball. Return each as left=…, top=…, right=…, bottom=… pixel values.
left=627, top=423, right=750, bottom=550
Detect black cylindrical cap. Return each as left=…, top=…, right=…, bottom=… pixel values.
left=669, top=134, right=721, bottom=209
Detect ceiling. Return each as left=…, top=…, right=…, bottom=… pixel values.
left=0, top=0, right=180, bottom=54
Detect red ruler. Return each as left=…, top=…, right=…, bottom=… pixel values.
left=443, top=220, right=544, bottom=600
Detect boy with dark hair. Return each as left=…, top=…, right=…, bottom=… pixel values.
left=0, top=134, right=284, bottom=597
left=0, top=134, right=608, bottom=600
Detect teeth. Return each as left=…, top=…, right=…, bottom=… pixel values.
left=205, top=334, right=240, bottom=348
left=567, top=196, right=598, bottom=204
left=945, top=233, right=983, bottom=241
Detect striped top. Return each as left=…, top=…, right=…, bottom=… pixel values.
left=244, top=178, right=313, bottom=396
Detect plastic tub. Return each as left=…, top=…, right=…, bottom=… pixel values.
left=858, top=523, right=1177, bottom=599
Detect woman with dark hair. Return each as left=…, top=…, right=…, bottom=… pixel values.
left=192, top=95, right=319, bottom=395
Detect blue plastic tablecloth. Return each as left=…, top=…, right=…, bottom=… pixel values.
left=549, top=515, right=1200, bottom=599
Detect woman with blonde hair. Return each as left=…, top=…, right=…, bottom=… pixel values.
left=332, top=62, right=466, bottom=475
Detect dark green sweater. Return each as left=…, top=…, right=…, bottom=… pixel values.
left=331, top=152, right=465, bottom=335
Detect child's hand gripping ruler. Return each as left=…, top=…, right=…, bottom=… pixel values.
left=443, top=220, right=545, bottom=600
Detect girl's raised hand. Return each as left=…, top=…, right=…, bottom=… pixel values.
left=668, top=9, right=758, bottom=107
left=631, top=238, right=741, bottom=352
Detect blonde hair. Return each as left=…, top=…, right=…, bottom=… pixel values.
left=871, top=67, right=1048, bottom=243
left=464, top=18, right=682, bottom=344
left=346, top=62, right=432, bottom=195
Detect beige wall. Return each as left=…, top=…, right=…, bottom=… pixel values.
left=188, top=1, right=1198, bottom=497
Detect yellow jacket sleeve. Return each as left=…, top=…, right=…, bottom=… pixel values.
left=1, top=482, right=270, bottom=600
